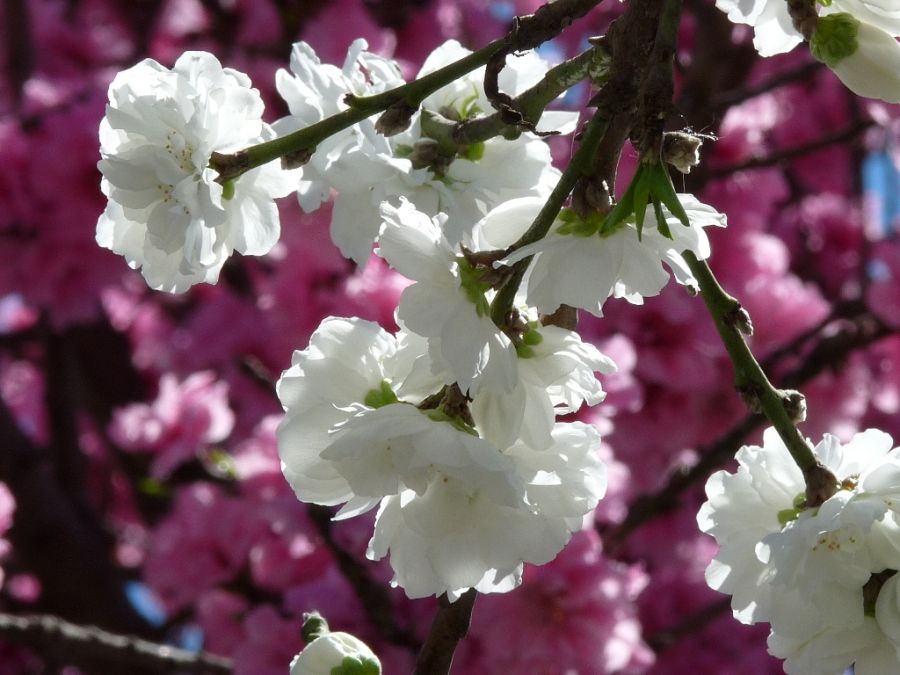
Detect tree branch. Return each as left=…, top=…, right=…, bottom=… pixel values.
left=603, top=307, right=892, bottom=548
left=0, top=612, right=232, bottom=674
left=412, top=590, right=476, bottom=675
left=209, top=0, right=608, bottom=182
left=707, top=119, right=873, bottom=177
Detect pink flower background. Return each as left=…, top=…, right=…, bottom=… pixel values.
left=0, top=0, right=899, bottom=673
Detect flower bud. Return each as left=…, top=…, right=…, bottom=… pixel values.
left=290, top=631, right=381, bottom=675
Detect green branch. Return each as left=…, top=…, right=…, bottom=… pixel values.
left=683, top=251, right=819, bottom=473
left=209, top=39, right=507, bottom=182
left=449, top=45, right=608, bottom=146
left=489, top=110, right=610, bottom=325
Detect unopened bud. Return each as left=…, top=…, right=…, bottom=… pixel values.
left=282, top=147, right=314, bottom=170
left=662, top=131, right=704, bottom=174
left=803, top=462, right=839, bottom=508
left=726, top=305, right=754, bottom=336
left=301, top=611, right=329, bottom=644
left=375, top=101, right=417, bottom=136
left=780, top=389, right=807, bottom=423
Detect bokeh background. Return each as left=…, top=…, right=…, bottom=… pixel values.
left=1, top=0, right=899, bottom=672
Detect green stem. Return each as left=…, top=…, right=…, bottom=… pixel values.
left=489, top=110, right=610, bottom=325
left=209, top=39, right=507, bottom=182
left=683, top=251, right=818, bottom=472
left=451, top=46, right=608, bottom=145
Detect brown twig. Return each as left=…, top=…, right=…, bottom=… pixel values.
left=0, top=612, right=232, bottom=674
left=413, top=590, right=477, bottom=675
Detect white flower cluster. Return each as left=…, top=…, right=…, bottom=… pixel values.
left=699, top=428, right=900, bottom=674
left=276, top=315, right=611, bottom=599
left=94, top=38, right=738, bottom=601
left=97, top=52, right=299, bottom=292
left=275, top=39, right=575, bottom=265
left=714, top=0, right=900, bottom=102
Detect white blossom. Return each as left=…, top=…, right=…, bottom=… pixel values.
left=275, top=39, right=572, bottom=265
left=274, top=38, right=406, bottom=263
left=276, top=316, right=412, bottom=507
left=276, top=314, right=608, bottom=600
left=495, top=194, right=726, bottom=318
left=812, top=15, right=900, bottom=103
left=471, top=322, right=617, bottom=450
left=377, top=199, right=518, bottom=396
left=699, top=427, right=900, bottom=674
left=97, top=51, right=298, bottom=292
left=714, top=0, right=900, bottom=59
left=368, top=421, right=605, bottom=600
left=290, top=631, right=381, bottom=675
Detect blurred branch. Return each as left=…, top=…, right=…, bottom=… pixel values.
left=711, top=61, right=824, bottom=110
left=0, top=612, right=231, bottom=674
left=603, top=307, right=892, bottom=548
left=413, top=590, right=476, bottom=675
left=645, top=598, right=732, bottom=652
left=707, top=118, right=873, bottom=177
left=0, top=399, right=154, bottom=637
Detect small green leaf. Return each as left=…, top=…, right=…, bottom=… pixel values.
left=222, top=179, right=235, bottom=201
left=649, top=162, right=691, bottom=228
left=652, top=199, right=673, bottom=240
left=461, top=142, right=485, bottom=162
left=457, top=257, right=492, bottom=317
left=632, top=165, right=652, bottom=240
left=363, top=380, right=398, bottom=409
left=599, top=177, right=637, bottom=236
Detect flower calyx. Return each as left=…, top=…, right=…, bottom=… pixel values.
left=600, top=158, right=691, bottom=240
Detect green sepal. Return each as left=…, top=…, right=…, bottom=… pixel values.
left=599, top=176, right=638, bottom=236
left=652, top=199, right=673, bottom=241
left=557, top=208, right=603, bottom=237
left=522, top=325, right=543, bottom=346
left=632, top=165, right=652, bottom=240
left=810, top=13, right=859, bottom=68
left=331, top=656, right=381, bottom=675
left=516, top=343, right=536, bottom=359
left=648, top=161, right=691, bottom=228
left=777, top=507, right=800, bottom=527
left=222, top=179, right=236, bottom=201
left=461, top=142, right=485, bottom=162
left=363, top=380, right=399, bottom=409
left=456, top=257, right=492, bottom=317
left=393, top=144, right=414, bottom=158
left=424, top=408, right=479, bottom=436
